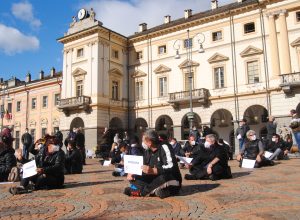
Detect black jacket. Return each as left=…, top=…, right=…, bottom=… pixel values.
left=180, top=142, right=202, bottom=157
left=75, top=132, right=85, bottom=148
left=143, top=143, right=182, bottom=184
left=65, top=148, right=83, bottom=174
left=0, top=145, right=17, bottom=181
left=21, top=133, right=32, bottom=146
left=236, top=125, right=250, bottom=139
left=266, top=140, right=287, bottom=152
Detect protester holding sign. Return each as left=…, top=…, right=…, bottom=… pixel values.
left=124, top=129, right=182, bottom=199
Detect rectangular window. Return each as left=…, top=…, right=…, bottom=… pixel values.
left=184, top=38, right=193, bottom=48
left=16, top=101, right=21, bottom=112
left=42, top=128, right=47, bottom=137
left=212, top=31, right=223, bottom=41
left=7, top=103, right=12, bottom=113
left=30, top=129, right=36, bottom=142
left=76, top=80, right=83, bottom=97
left=135, top=81, right=143, bottom=100
left=136, top=51, right=143, bottom=60
left=42, top=96, right=48, bottom=108
left=184, top=72, right=194, bottom=91
left=159, top=77, right=168, bottom=97
left=214, top=67, right=225, bottom=89
left=112, top=81, right=119, bottom=100
left=112, top=49, right=119, bottom=59
left=0, top=104, right=4, bottom=113
left=15, top=131, right=20, bottom=149
left=77, top=48, right=84, bottom=57
left=297, top=11, right=300, bottom=22
left=247, top=61, right=260, bottom=84
left=244, top=22, right=255, bottom=34
left=54, top=94, right=60, bottom=106
left=31, top=98, right=37, bottom=109
left=158, top=45, right=167, bottom=54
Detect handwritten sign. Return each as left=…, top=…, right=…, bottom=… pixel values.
left=124, top=155, right=143, bottom=175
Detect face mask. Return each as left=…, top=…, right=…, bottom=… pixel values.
left=142, top=142, right=149, bottom=150
left=114, top=145, right=118, bottom=150
left=190, top=141, right=196, bottom=146
left=170, top=142, right=175, bottom=146
left=251, top=135, right=257, bottom=141
left=52, top=145, right=60, bottom=152
left=131, top=144, right=137, bottom=147
left=204, top=141, right=210, bottom=149
left=272, top=138, right=276, bottom=142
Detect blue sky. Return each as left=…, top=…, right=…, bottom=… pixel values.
left=0, top=0, right=234, bottom=81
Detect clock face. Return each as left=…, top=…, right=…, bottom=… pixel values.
left=78, top=9, right=86, bottom=20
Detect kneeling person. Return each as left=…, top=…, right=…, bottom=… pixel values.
left=124, top=130, right=182, bottom=199
left=65, top=140, right=83, bottom=174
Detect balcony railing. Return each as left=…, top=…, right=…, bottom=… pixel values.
left=280, top=72, right=300, bottom=93
left=58, top=96, right=91, bottom=113
left=168, top=88, right=209, bottom=108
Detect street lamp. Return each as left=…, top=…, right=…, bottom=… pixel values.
left=173, top=29, right=205, bottom=132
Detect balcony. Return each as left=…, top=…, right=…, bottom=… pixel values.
left=58, top=96, right=91, bottom=115
left=168, top=88, right=209, bottom=109
left=280, top=72, right=300, bottom=93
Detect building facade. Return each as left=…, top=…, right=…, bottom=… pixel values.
left=1, top=0, right=300, bottom=152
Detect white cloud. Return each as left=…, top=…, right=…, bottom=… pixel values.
left=12, top=1, right=41, bottom=29
left=0, top=23, right=39, bottom=55
left=82, top=0, right=235, bottom=36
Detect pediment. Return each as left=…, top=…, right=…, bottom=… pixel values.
left=52, top=117, right=60, bottom=126
left=154, top=64, right=171, bottom=74
left=109, top=68, right=123, bottom=77
left=72, top=67, right=87, bottom=77
left=178, top=59, right=200, bottom=69
left=240, top=46, right=263, bottom=57
left=291, top=37, right=300, bottom=47
left=131, top=70, right=147, bottom=78
left=208, top=53, right=229, bottom=63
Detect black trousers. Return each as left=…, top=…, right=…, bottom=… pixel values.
left=132, top=174, right=180, bottom=196
left=21, top=174, right=64, bottom=190
left=190, top=163, right=226, bottom=179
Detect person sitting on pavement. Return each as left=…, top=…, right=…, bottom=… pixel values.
left=180, top=135, right=201, bottom=158
left=9, top=135, right=65, bottom=195
left=184, top=134, right=232, bottom=181
left=218, top=138, right=233, bottom=160
left=124, top=129, right=182, bottom=199
left=265, top=134, right=289, bottom=160
left=169, top=137, right=182, bottom=157
left=237, top=130, right=274, bottom=168
left=0, top=128, right=17, bottom=182
left=65, top=140, right=83, bottom=174
left=112, top=142, right=127, bottom=177
left=127, top=136, right=143, bottom=156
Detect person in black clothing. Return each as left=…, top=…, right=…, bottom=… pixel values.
left=185, top=134, right=232, bottom=181
left=237, top=130, right=274, bottom=168
left=218, top=138, right=233, bottom=160
left=180, top=135, right=201, bottom=158
left=202, top=126, right=214, bottom=137
left=266, top=116, right=277, bottom=144
left=124, top=129, right=182, bottom=199
left=65, top=140, right=83, bottom=174
left=265, top=134, right=288, bottom=160
left=21, top=128, right=32, bottom=160
left=54, top=129, right=63, bottom=149
left=127, top=136, right=143, bottom=156
left=9, top=135, right=65, bottom=195
left=236, top=119, right=250, bottom=151
left=75, top=127, right=86, bottom=165
left=0, top=128, right=17, bottom=182
left=169, top=137, right=182, bottom=156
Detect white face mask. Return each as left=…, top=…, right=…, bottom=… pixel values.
left=131, top=144, right=137, bottom=147
left=114, top=145, right=118, bottom=150
left=142, top=142, right=149, bottom=150
left=272, top=138, right=276, bottom=142
left=190, top=141, right=196, bottom=146
left=170, top=142, right=175, bottom=146
left=251, top=135, right=257, bottom=141
left=52, top=145, right=60, bottom=152
left=204, top=141, right=210, bottom=149
left=38, top=144, right=43, bottom=150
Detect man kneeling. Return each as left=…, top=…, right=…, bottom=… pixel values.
left=185, top=134, right=232, bottom=181
left=124, top=130, right=182, bottom=199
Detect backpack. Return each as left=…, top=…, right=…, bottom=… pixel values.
left=8, top=167, right=20, bottom=182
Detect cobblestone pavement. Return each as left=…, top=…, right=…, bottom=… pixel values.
left=1, top=158, right=300, bottom=220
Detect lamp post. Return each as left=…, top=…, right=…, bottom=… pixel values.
left=173, top=29, right=205, bottom=133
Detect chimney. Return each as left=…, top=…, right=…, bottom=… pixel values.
left=39, top=70, right=44, bottom=80
left=211, top=0, right=218, bottom=10
left=50, top=67, right=56, bottom=77
left=164, top=15, right=171, bottom=24
left=26, top=72, right=31, bottom=83
left=184, top=9, right=192, bottom=19
left=139, top=23, right=147, bottom=32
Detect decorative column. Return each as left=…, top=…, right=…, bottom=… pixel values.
left=267, top=13, right=281, bottom=76
left=278, top=10, right=292, bottom=74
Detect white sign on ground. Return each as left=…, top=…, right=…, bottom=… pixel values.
left=241, top=159, right=256, bottom=169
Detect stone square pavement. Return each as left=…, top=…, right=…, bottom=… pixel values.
left=0, top=158, right=300, bottom=220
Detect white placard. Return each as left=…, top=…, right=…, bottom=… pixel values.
left=22, top=160, right=37, bottom=178
left=264, top=151, right=273, bottom=159
left=237, top=134, right=242, bottom=140
left=176, top=156, right=193, bottom=164
left=241, top=159, right=256, bottom=169
left=0, top=182, right=14, bottom=185
left=124, top=155, right=143, bottom=176
left=103, top=160, right=111, bottom=166
left=86, top=150, right=94, bottom=158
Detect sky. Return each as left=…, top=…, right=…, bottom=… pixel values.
left=0, top=0, right=234, bottom=81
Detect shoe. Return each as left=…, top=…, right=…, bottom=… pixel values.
left=112, top=171, right=121, bottom=177
left=209, top=174, right=220, bottom=181
left=123, top=187, right=131, bottom=196
left=269, top=160, right=275, bottom=166
left=123, top=187, right=141, bottom=197
left=184, top=174, right=197, bottom=180
left=155, top=188, right=170, bottom=199
left=9, top=186, right=29, bottom=195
